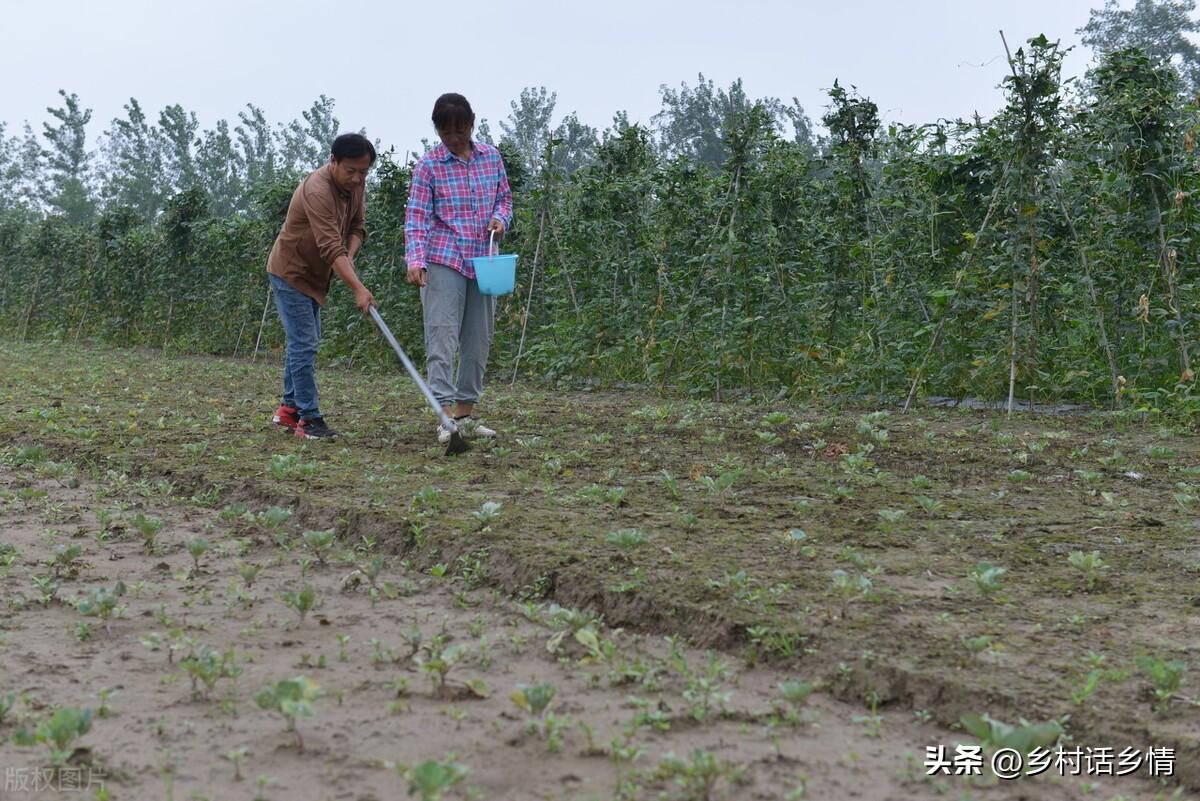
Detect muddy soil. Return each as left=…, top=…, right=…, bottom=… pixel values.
left=0, top=341, right=1196, bottom=800
left=6, top=466, right=1179, bottom=800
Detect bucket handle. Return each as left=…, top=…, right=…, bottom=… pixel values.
left=487, top=229, right=498, bottom=257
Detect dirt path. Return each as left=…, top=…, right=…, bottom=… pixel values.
left=0, top=463, right=1181, bottom=801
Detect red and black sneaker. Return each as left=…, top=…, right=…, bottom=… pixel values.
left=294, top=417, right=338, bottom=440
left=272, top=404, right=300, bottom=431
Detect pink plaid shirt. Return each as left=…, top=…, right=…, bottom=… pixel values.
left=404, top=140, right=513, bottom=278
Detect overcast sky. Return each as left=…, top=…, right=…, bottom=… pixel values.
left=2, top=0, right=1107, bottom=155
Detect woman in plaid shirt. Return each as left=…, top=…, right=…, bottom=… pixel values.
left=405, top=93, right=514, bottom=444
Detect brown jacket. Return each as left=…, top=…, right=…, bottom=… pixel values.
left=266, top=163, right=367, bottom=305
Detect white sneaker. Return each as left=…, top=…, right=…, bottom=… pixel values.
left=456, top=416, right=496, bottom=439
left=437, top=417, right=497, bottom=444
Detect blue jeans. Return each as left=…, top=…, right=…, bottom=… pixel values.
left=270, top=273, right=322, bottom=420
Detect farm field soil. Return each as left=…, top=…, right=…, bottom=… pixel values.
left=3, top=461, right=1144, bottom=801
left=0, top=340, right=1196, bottom=800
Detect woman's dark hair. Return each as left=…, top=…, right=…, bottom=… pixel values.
left=432, top=93, right=475, bottom=132
left=331, top=133, right=377, bottom=165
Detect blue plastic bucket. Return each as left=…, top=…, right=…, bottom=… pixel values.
left=470, top=232, right=518, bottom=296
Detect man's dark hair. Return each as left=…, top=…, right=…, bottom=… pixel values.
left=331, top=133, right=377, bottom=164
left=432, top=93, right=475, bottom=131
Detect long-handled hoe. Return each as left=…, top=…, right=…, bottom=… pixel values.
left=369, top=306, right=470, bottom=456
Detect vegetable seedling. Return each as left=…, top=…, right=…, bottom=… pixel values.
left=46, top=543, right=83, bottom=578
left=962, top=635, right=993, bottom=659
left=681, top=654, right=733, bottom=722
left=969, top=562, right=1006, bottom=597
left=1136, top=655, right=1186, bottom=709
left=543, top=604, right=604, bottom=656
left=186, top=537, right=209, bottom=577
left=222, top=746, right=249, bottom=781
left=472, top=501, right=502, bottom=527
left=254, top=677, right=320, bottom=750
left=415, top=636, right=465, bottom=695
left=0, top=542, right=18, bottom=570
left=131, top=513, right=164, bottom=554
left=1067, top=550, right=1109, bottom=589
left=412, top=486, right=442, bottom=511
left=301, top=529, right=336, bottom=565
left=74, top=581, right=126, bottom=633
left=653, top=749, right=741, bottom=801
left=256, top=506, right=292, bottom=529
left=777, top=679, right=817, bottom=723
left=959, top=712, right=1063, bottom=755
left=13, top=706, right=94, bottom=766
left=606, top=528, right=648, bottom=550
left=830, top=569, right=873, bottom=618
left=181, top=645, right=242, bottom=700
left=511, top=682, right=556, bottom=716
left=281, top=585, right=319, bottom=624
left=237, top=560, right=263, bottom=587
left=399, top=758, right=469, bottom=801
left=915, top=495, right=942, bottom=514
left=0, top=691, right=16, bottom=724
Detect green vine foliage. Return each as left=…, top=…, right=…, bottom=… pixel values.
left=2, top=40, right=1199, bottom=412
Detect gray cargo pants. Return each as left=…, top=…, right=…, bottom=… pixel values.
left=420, top=262, right=496, bottom=408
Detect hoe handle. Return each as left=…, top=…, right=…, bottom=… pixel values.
left=368, top=306, right=458, bottom=434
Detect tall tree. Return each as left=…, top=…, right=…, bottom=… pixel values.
left=278, top=95, right=339, bottom=173
left=782, top=98, right=816, bottom=152
left=14, top=123, right=45, bottom=211
left=1079, top=0, right=1200, bottom=91
left=500, top=87, right=557, bottom=174
left=158, top=104, right=200, bottom=193
left=100, top=98, right=165, bottom=220
left=236, top=103, right=277, bottom=189
left=42, top=90, right=96, bottom=223
left=196, top=119, right=244, bottom=217
left=475, top=118, right=495, bottom=145
left=608, top=110, right=633, bottom=136
left=653, top=74, right=813, bottom=167
left=0, top=123, right=19, bottom=216
left=551, top=112, right=599, bottom=174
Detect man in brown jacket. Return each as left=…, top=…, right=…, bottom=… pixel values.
left=267, top=133, right=377, bottom=439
